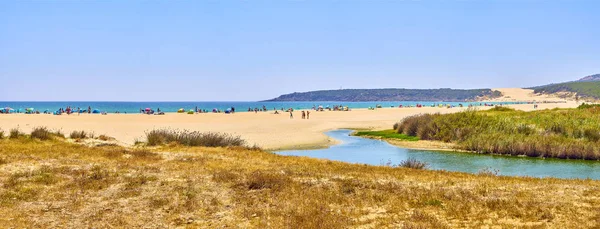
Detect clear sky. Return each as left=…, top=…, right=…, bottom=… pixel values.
left=1, top=0, right=599, bottom=101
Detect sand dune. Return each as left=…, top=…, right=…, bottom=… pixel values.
left=0, top=88, right=578, bottom=150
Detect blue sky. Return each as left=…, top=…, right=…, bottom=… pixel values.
left=1, top=1, right=599, bottom=101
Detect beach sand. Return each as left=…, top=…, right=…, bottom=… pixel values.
left=0, top=89, right=578, bottom=150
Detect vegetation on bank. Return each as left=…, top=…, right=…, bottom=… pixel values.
left=395, top=106, right=600, bottom=160
left=354, top=129, right=419, bottom=141
left=265, top=88, right=502, bottom=102
left=1, top=134, right=600, bottom=227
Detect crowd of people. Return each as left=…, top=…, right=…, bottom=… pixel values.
left=0, top=101, right=547, bottom=116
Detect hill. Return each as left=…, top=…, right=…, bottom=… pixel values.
left=264, top=88, right=502, bottom=102
left=578, top=74, right=600, bottom=82
left=533, top=74, right=600, bottom=100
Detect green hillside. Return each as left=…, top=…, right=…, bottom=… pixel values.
left=264, top=88, right=502, bottom=102
left=533, top=81, right=600, bottom=100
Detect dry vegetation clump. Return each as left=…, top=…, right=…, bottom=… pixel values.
left=97, top=134, right=115, bottom=141
left=1, top=137, right=600, bottom=228
left=394, top=108, right=600, bottom=160
left=0, top=129, right=4, bottom=139
left=145, top=129, right=252, bottom=148
left=30, top=126, right=65, bottom=140
left=9, top=128, right=23, bottom=139
left=397, top=158, right=428, bottom=169
left=69, top=130, right=91, bottom=139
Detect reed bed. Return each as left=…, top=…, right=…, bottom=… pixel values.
left=395, top=106, right=600, bottom=160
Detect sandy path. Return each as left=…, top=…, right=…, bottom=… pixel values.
left=0, top=89, right=578, bottom=150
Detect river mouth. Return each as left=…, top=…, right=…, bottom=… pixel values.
left=276, top=129, right=600, bottom=180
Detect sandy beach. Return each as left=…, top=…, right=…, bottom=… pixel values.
left=0, top=89, right=579, bottom=150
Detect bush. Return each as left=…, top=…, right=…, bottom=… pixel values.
left=30, top=127, right=53, bottom=140
left=398, top=158, right=428, bottom=170
left=9, top=128, right=23, bottom=139
left=145, top=129, right=247, bottom=147
left=70, top=130, right=89, bottom=139
left=398, top=114, right=435, bottom=137
left=0, top=129, right=4, bottom=139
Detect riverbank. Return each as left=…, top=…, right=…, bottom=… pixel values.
left=2, top=135, right=600, bottom=227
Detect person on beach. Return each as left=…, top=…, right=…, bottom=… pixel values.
left=306, top=110, right=310, bottom=119
left=301, top=111, right=306, bottom=119
left=289, top=110, right=293, bottom=119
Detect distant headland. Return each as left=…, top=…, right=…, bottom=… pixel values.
left=264, top=88, right=502, bottom=102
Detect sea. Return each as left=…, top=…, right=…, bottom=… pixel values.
left=0, top=101, right=525, bottom=113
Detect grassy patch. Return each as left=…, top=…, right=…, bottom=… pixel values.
left=394, top=108, right=600, bottom=160
left=1, top=133, right=600, bottom=227
left=354, top=129, right=419, bottom=141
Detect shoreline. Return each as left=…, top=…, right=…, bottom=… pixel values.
left=0, top=102, right=579, bottom=150
left=0, top=89, right=580, bottom=150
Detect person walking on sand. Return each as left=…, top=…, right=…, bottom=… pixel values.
left=301, top=111, right=306, bottom=119
left=306, top=110, right=310, bottom=119
left=289, top=110, right=293, bottom=119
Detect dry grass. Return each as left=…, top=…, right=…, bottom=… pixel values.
left=30, top=126, right=66, bottom=140
left=145, top=128, right=253, bottom=148
left=9, top=128, right=23, bottom=139
left=69, top=130, right=90, bottom=139
left=97, top=134, right=115, bottom=141
left=0, top=138, right=600, bottom=228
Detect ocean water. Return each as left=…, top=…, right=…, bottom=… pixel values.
left=0, top=101, right=525, bottom=113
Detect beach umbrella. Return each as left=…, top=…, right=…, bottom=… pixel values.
left=145, top=108, right=151, bottom=111
left=92, top=109, right=100, bottom=114
left=26, top=108, right=34, bottom=111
